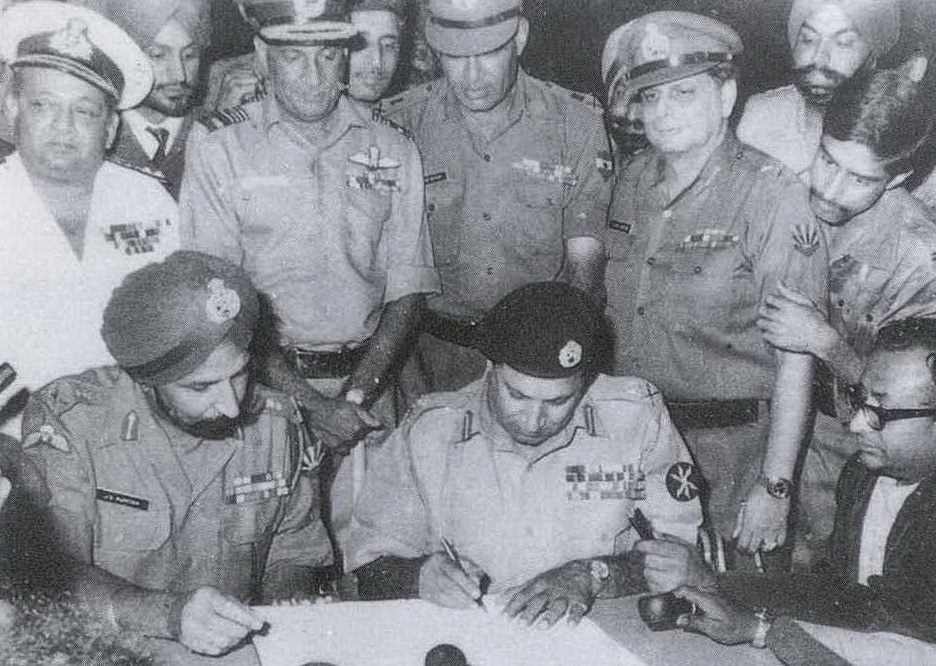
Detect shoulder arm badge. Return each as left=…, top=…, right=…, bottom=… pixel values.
left=666, top=462, right=703, bottom=502
left=792, top=223, right=821, bottom=257
left=23, top=424, right=70, bottom=453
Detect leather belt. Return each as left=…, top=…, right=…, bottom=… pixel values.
left=424, top=310, right=481, bottom=349
left=281, top=345, right=365, bottom=379
left=667, top=399, right=763, bottom=430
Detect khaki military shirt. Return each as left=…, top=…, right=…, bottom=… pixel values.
left=346, top=372, right=702, bottom=591
left=381, top=71, right=614, bottom=318
left=605, top=134, right=829, bottom=401
left=824, top=189, right=936, bottom=400
left=737, top=85, right=822, bottom=180
left=180, top=95, right=439, bottom=350
left=19, top=367, right=332, bottom=602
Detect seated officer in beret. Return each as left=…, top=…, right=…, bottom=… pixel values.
left=16, top=251, right=333, bottom=657
left=602, top=11, right=828, bottom=572
left=659, top=318, right=936, bottom=654
left=0, top=1, right=179, bottom=436
left=346, top=283, right=704, bottom=627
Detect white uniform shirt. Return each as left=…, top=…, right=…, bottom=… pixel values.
left=0, top=153, right=179, bottom=435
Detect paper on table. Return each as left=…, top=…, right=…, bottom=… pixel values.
left=797, top=621, right=936, bottom=666
left=252, top=598, right=650, bottom=666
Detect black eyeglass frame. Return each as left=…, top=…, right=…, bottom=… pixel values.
left=847, top=384, right=936, bottom=431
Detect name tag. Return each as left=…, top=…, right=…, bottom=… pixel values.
left=96, top=488, right=149, bottom=511
left=609, top=220, right=632, bottom=234
left=424, top=171, right=447, bottom=185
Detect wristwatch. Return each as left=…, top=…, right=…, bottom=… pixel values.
left=751, top=607, right=773, bottom=649
left=589, top=559, right=611, bottom=596
left=761, top=475, right=793, bottom=500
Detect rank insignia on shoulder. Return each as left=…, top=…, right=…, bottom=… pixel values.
left=792, top=223, right=821, bottom=257
left=512, top=158, right=577, bottom=186
left=23, top=424, right=70, bottom=452
left=121, top=411, right=139, bottom=442
left=198, top=105, right=251, bottom=132
left=666, top=462, right=704, bottom=502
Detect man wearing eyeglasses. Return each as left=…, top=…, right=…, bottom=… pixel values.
left=643, top=317, right=936, bottom=653
left=757, top=64, right=936, bottom=570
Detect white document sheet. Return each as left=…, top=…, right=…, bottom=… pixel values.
left=798, top=621, right=936, bottom=666
left=252, top=599, right=650, bottom=666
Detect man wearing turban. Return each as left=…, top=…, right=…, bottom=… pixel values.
left=737, top=0, right=901, bottom=179
left=15, top=251, right=333, bottom=657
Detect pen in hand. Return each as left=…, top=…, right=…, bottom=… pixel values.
left=441, top=537, right=488, bottom=609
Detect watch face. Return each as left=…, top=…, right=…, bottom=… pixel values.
left=767, top=478, right=792, bottom=499
left=590, top=559, right=610, bottom=581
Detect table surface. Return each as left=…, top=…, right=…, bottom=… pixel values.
left=147, top=596, right=783, bottom=666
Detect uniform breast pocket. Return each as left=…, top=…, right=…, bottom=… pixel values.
left=96, top=503, right=171, bottom=553
left=513, top=170, right=568, bottom=210
left=222, top=496, right=282, bottom=545
left=425, top=180, right=464, bottom=267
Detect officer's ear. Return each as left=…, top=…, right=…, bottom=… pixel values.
left=104, top=109, right=119, bottom=150
left=514, top=17, right=530, bottom=56
left=718, top=77, right=737, bottom=120
left=253, top=36, right=270, bottom=78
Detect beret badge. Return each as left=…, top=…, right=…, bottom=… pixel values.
left=640, top=23, right=670, bottom=61
left=205, top=278, right=241, bottom=324
left=558, top=340, right=583, bottom=369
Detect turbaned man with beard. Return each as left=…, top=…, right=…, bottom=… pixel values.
left=737, top=0, right=900, bottom=180
left=16, top=251, right=333, bottom=657
left=97, top=0, right=211, bottom=199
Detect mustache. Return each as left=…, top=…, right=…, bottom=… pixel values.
left=792, top=65, right=850, bottom=87
left=809, top=188, right=849, bottom=217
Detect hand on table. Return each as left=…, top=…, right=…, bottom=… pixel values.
left=757, top=282, right=834, bottom=356
left=177, top=587, right=266, bottom=656
left=419, top=552, right=487, bottom=609
left=733, top=485, right=789, bottom=553
left=636, top=535, right=716, bottom=593
left=672, top=585, right=758, bottom=645
left=503, top=561, right=595, bottom=628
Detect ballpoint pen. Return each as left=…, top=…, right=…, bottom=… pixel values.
left=441, top=537, right=487, bottom=609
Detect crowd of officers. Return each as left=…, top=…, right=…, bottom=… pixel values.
left=1, top=0, right=936, bottom=662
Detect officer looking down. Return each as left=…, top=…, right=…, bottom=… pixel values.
left=16, top=251, right=333, bottom=656
left=347, top=282, right=704, bottom=627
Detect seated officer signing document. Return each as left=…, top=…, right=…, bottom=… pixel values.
left=346, top=282, right=704, bottom=627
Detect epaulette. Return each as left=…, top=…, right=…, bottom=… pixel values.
left=587, top=375, right=662, bottom=403
left=567, top=89, right=604, bottom=113
left=370, top=105, right=412, bottom=139
left=106, top=155, right=167, bottom=183
left=197, top=104, right=252, bottom=132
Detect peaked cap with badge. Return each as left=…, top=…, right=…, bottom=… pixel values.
left=0, top=0, right=153, bottom=109
left=601, top=11, right=742, bottom=108
left=476, top=282, right=606, bottom=379
left=425, top=0, right=522, bottom=57
left=101, top=250, right=260, bottom=386
left=236, top=0, right=360, bottom=45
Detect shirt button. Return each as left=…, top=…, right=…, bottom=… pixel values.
left=482, top=212, right=491, bottom=220
left=427, top=203, right=436, bottom=213
left=662, top=210, right=673, bottom=219
left=483, top=154, right=492, bottom=162
left=486, top=267, right=494, bottom=275
left=837, top=299, right=846, bottom=307
left=693, top=266, right=702, bottom=274
left=646, top=257, right=656, bottom=266
left=636, top=306, right=645, bottom=315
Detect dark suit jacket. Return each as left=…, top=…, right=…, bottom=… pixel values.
left=720, top=456, right=936, bottom=644
left=109, top=114, right=196, bottom=200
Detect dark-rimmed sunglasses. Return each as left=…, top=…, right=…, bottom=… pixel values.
left=847, top=384, right=936, bottom=432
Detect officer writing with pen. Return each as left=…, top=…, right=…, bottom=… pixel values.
left=345, top=282, right=704, bottom=626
